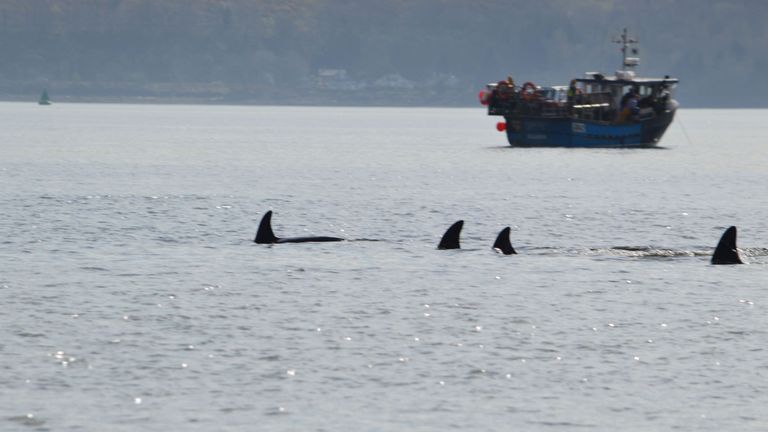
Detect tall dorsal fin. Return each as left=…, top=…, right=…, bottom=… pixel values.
left=711, top=226, right=743, bottom=265
left=438, top=220, right=463, bottom=250
left=493, top=227, right=517, bottom=255
left=254, top=211, right=278, bottom=244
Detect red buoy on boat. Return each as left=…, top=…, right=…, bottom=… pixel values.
left=478, top=90, right=489, bottom=105
left=496, top=122, right=506, bottom=132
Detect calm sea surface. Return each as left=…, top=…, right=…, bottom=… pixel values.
left=1, top=103, right=767, bottom=431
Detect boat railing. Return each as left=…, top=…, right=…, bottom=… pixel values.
left=569, top=91, right=614, bottom=122
left=486, top=84, right=519, bottom=116
left=488, top=92, right=571, bottom=118
left=573, top=103, right=613, bottom=122
left=539, top=102, right=570, bottom=117
left=488, top=86, right=619, bottom=119
left=573, top=91, right=612, bottom=106
left=638, top=107, right=656, bottom=120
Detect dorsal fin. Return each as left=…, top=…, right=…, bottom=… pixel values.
left=438, top=220, right=463, bottom=250
left=254, top=211, right=278, bottom=244
left=492, top=227, right=517, bottom=255
left=711, top=226, right=743, bottom=264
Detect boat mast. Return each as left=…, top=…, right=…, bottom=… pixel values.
left=613, top=28, right=639, bottom=72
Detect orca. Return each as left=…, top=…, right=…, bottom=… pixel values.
left=254, top=211, right=344, bottom=244
left=438, top=220, right=463, bottom=250
left=493, top=227, right=517, bottom=255
left=711, top=226, right=743, bottom=265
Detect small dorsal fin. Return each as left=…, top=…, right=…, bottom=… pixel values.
left=711, top=226, right=743, bottom=265
left=438, top=220, right=463, bottom=250
left=254, top=211, right=278, bottom=244
left=493, top=227, right=517, bottom=255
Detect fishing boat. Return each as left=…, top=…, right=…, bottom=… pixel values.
left=38, top=89, right=52, bottom=105
left=479, top=29, right=678, bottom=148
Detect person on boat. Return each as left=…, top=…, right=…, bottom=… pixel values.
left=506, top=75, right=516, bottom=90
left=620, top=87, right=638, bottom=109
left=494, top=77, right=517, bottom=107
left=567, top=79, right=582, bottom=105
left=618, top=88, right=640, bottom=122
left=656, top=84, right=670, bottom=103
left=497, top=76, right=516, bottom=92
left=650, top=83, right=670, bottom=112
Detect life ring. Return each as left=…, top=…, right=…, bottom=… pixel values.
left=520, top=81, right=537, bottom=100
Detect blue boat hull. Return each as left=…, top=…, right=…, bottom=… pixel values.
left=504, top=110, right=675, bottom=148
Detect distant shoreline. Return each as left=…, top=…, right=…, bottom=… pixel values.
left=0, top=94, right=474, bottom=108
left=0, top=95, right=761, bottom=109
left=0, top=81, right=479, bottom=108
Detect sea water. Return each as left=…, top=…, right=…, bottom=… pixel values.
left=1, top=103, right=767, bottom=431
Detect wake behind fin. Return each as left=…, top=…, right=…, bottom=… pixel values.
left=255, top=210, right=278, bottom=244
left=493, top=227, right=517, bottom=255
left=711, top=226, right=743, bottom=265
left=438, top=220, right=463, bottom=250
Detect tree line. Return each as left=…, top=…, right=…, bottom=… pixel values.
left=1, top=0, right=766, bottom=106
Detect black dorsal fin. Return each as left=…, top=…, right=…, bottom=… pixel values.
left=711, top=226, right=743, bottom=265
left=493, top=227, right=517, bottom=255
left=438, top=220, right=463, bottom=250
left=254, top=211, right=279, bottom=244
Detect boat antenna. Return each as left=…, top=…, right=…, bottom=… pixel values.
left=613, top=28, right=639, bottom=72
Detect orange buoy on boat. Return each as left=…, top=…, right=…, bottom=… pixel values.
left=478, top=90, right=489, bottom=105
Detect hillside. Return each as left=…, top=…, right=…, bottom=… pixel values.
left=1, top=0, right=766, bottom=106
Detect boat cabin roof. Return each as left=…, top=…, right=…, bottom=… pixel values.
left=576, top=73, right=678, bottom=86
